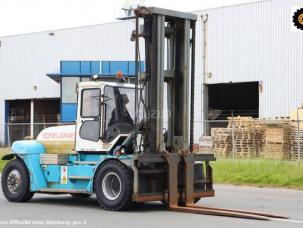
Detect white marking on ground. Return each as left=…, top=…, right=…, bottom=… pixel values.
left=272, top=218, right=303, bottom=224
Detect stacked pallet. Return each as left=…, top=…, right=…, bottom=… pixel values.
left=261, top=121, right=290, bottom=160
left=211, top=128, right=232, bottom=158
left=228, top=117, right=264, bottom=158
left=289, top=123, right=303, bottom=160
left=210, top=115, right=303, bottom=160
left=198, top=136, right=214, bottom=154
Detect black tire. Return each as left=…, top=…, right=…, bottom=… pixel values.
left=1, top=159, right=34, bottom=202
left=293, top=8, right=303, bottom=30
left=71, top=193, right=91, bottom=199
left=94, top=160, right=132, bottom=211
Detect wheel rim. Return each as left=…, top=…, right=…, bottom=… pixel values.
left=7, top=169, right=22, bottom=194
left=102, top=172, right=122, bottom=200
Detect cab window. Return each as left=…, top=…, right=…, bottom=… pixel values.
left=79, top=88, right=101, bottom=142
left=81, top=89, right=101, bottom=117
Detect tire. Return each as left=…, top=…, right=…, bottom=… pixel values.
left=71, top=193, right=91, bottom=199
left=1, top=159, right=34, bottom=202
left=293, top=8, right=303, bottom=30
left=94, top=160, right=133, bottom=211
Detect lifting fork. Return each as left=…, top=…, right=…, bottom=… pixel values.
left=165, top=153, right=288, bottom=221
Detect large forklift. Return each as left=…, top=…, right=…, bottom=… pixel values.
left=1, top=7, right=287, bottom=220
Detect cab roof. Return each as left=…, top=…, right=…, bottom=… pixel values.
left=78, top=81, right=136, bottom=89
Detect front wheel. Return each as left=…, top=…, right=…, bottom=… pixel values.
left=1, top=159, right=34, bottom=202
left=94, top=160, right=132, bottom=211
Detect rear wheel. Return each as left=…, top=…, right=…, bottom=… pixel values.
left=1, top=159, right=34, bottom=202
left=94, top=160, right=132, bottom=210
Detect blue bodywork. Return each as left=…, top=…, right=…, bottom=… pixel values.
left=6, top=140, right=132, bottom=194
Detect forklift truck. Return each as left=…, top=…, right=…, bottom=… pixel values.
left=1, top=7, right=214, bottom=209
left=1, top=7, right=287, bottom=220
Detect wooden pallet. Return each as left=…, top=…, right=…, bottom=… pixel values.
left=261, top=143, right=290, bottom=160
left=289, top=124, right=303, bottom=160
left=211, top=117, right=265, bottom=158
left=214, top=149, right=232, bottom=158
left=227, top=116, right=265, bottom=130
left=211, top=128, right=233, bottom=158
left=264, top=125, right=290, bottom=144
left=290, top=153, right=303, bottom=160
left=234, top=149, right=258, bottom=158
left=198, top=136, right=213, bottom=154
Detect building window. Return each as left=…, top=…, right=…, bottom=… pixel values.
left=61, top=77, right=80, bottom=103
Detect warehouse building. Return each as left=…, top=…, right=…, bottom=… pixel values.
left=0, top=0, right=302, bottom=145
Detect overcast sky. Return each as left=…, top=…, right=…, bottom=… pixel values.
left=0, top=0, right=262, bottom=37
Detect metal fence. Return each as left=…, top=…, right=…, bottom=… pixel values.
left=199, top=118, right=303, bottom=161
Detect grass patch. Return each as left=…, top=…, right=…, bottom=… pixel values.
left=0, top=148, right=9, bottom=173
left=212, top=159, right=303, bottom=189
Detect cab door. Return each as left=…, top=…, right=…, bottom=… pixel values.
left=75, top=87, right=102, bottom=152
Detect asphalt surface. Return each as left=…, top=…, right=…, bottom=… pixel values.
left=0, top=184, right=303, bottom=228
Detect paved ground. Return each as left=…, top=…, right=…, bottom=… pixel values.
left=0, top=184, right=303, bottom=228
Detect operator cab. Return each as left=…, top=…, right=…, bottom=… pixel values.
left=75, top=81, right=141, bottom=153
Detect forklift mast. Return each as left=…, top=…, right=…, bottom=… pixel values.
left=134, top=7, right=196, bottom=154
left=130, top=7, right=216, bottom=206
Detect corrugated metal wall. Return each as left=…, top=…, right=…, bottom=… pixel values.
left=0, top=20, right=137, bottom=101
left=194, top=0, right=303, bottom=116
left=0, top=0, right=303, bottom=143
left=191, top=0, right=303, bottom=140
left=0, top=19, right=140, bottom=142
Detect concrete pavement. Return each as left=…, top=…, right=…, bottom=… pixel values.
left=0, top=184, right=303, bottom=228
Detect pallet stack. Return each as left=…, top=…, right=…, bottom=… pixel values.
left=261, top=121, right=290, bottom=160
left=289, top=123, right=303, bottom=160
left=228, top=117, right=264, bottom=158
left=210, top=114, right=303, bottom=160
left=211, top=128, right=232, bottom=158
left=198, top=136, right=214, bottom=154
